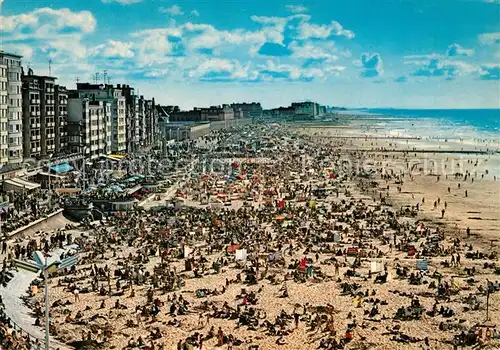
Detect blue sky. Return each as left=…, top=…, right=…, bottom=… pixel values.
left=1, top=0, right=499, bottom=109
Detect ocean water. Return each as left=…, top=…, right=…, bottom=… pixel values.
left=353, top=108, right=500, bottom=134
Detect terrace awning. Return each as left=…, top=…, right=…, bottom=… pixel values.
left=3, top=178, right=41, bottom=192
left=50, top=162, right=73, bottom=174
left=106, top=154, right=126, bottom=161
left=55, top=188, right=81, bottom=194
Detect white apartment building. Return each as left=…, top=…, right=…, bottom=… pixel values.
left=0, top=51, right=23, bottom=165
left=74, top=83, right=126, bottom=153
left=67, top=98, right=112, bottom=159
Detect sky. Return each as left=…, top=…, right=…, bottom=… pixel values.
left=1, top=0, right=499, bottom=109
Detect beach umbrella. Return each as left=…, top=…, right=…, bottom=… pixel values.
left=227, top=244, right=241, bottom=253
left=275, top=215, right=285, bottom=220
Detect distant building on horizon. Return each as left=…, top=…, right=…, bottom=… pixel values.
left=263, top=101, right=326, bottom=120
left=230, top=102, right=262, bottom=119
left=170, top=104, right=234, bottom=122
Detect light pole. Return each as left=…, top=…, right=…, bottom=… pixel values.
left=47, top=154, right=53, bottom=192
left=13, top=252, right=79, bottom=350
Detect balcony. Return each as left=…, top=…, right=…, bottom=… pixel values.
left=47, top=122, right=55, bottom=127
left=47, top=111, right=54, bottom=116
left=47, top=133, right=55, bottom=138
left=30, top=99, right=40, bottom=104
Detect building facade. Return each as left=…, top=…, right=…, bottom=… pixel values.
left=170, top=104, right=235, bottom=123
left=144, top=99, right=157, bottom=146
left=67, top=97, right=112, bottom=159
left=0, top=51, right=23, bottom=165
left=230, top=102, right=263, bottom=119
left=120, top=84, right=141, bottom=152
left=21, top=70, right=57, bottom=159
left=55, top=85, right=68, bottom=154
left=74, top=83, right=126, bottom=153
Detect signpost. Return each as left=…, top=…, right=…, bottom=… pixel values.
left=13, top=251, right=79, bottom=350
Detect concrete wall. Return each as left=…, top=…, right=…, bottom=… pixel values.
left=209, top=118, right=253, bottom=131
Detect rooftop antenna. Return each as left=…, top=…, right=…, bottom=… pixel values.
left=103, top=70, right=107, bottom=85
left=107, top=76, right=111, bottom=84
left=48, top=59, right=52, bottom=76
left=94, top=72, right=100, bottom=84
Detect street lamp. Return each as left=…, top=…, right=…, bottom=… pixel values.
left=13, top=252, right=79, bottom=350
left=47, top=153, right=54, bottom=191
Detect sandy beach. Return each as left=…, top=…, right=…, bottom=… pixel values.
left=3, top=120, right=499, bottom=350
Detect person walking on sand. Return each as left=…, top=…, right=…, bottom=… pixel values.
left=73, top=287, right=80, bottom=303
left=217, top=327, right=224, bottom=346
left=441, top=209, right=445, bottom=219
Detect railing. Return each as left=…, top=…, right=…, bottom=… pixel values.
left=1, top=314, right=50, bottom=350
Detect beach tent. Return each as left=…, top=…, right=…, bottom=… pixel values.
left=416, top=259, right=429, bottom=271
left=49, top=162, right=73, bottom=174
left=235, top=249, right=247, bottom=261
left=333, top=232, right=341, bottom=242
left=267, top=251, right=282, bottom=263
left=370, top=261, right=385, bottom=273
left=184, top=245, right=193, bottom=258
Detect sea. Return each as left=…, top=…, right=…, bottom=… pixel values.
left=354, top=108, right=500, bottom=134
left=338, top=109, right=500, bottom=145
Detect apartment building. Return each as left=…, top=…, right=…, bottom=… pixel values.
left=21, top=69, right=57, bottom=159
left=137, top=95, right=146, bottom=147
left=67, top=97, right=112, bottom=159
left=74, top=83, right=126, bottom=153
left=230, top=102, right=263, bottom=119
left=120, top=84, right=141, bottom=152
left=144, top=98, right=157, bottom=146
left=55, top=85, right=68, bottom=154
left=0, top=51, right=23, bottom=165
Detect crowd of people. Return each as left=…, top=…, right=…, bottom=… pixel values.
left=0, top=124, right=498, bottom=349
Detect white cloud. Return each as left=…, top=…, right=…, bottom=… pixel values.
left=0, top=7, right=96, bottom=39
left=188, top=59, right=258, bottom=81
left=191, top=9, right=200, bottom=17
left=446, top=43, right=474, bottom=57
left=297, top=20, right=355, bottom=40
left=354, top=53, right=384, bottom=78
left=102, top=0, right=142, bottom=4
left=159, top=5, right=184, bottom=16
left=285, top=4, right=308, bottom=13
left=91, top=40, right=135, bottom=59
left=144, top=69, right=169, bottom=78
left=478, top=32, right=500, bottom=45
left=288, top=41, right=339, bottom=61
left=131, top=29, right=178, bottom=66
left=410, top=58, right=481, bottom=79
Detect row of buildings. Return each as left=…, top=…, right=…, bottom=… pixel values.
left=262, top=102, right=327, bottom=120
left=1, top=49, right=326, bottom=169
left=0, top=51, right=159, bottom=168
left=168, top=102, right=264, bottom=123
left=165, top=101, right=326, bottom=124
